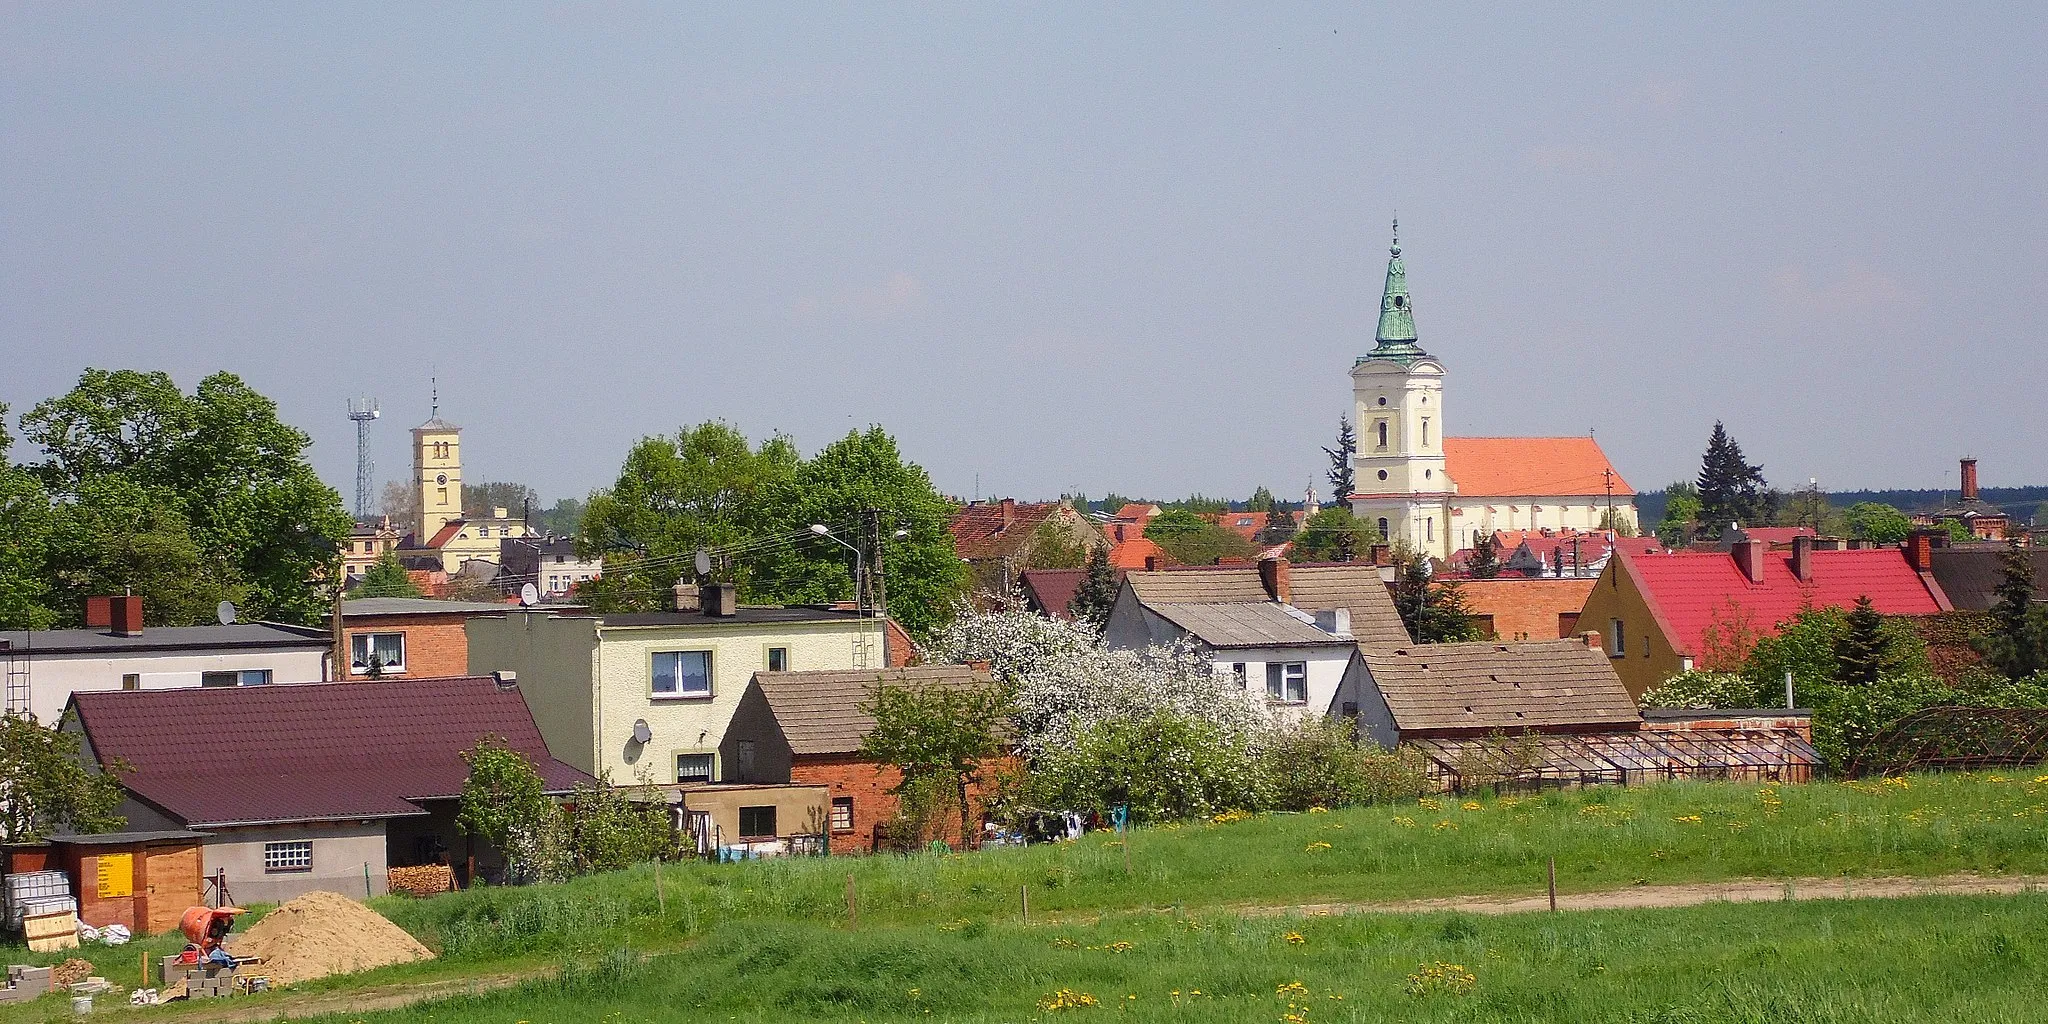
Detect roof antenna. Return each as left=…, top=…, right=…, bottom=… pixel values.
left=430, top=376, right=439, bottom=419
left=1391, top=214, right=1400, bottom=256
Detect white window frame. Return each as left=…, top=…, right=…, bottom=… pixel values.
left=1610, top=618, right=1626, bottom=658
left=1265, top=662, right=1308, bottom=704
left=350, top=631, right=407, bottom=675
left=652, top=650, right=713, bottom=698
left=263, top=840, right=312, bottom=872
left=829, top=797, right=854, bottom=832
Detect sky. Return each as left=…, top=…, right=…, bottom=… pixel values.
left=4, top=4, right=2044, bottom=511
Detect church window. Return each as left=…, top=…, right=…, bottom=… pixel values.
left=1376, top=421, right=1389, bottom=450
left=1427, top=518, right=1435, bottom=542
left=436, top=487, right=448, bottom=505
left=1377, top=470, right=1389, bottom=481
left=1393, top=295, right=1404, bottom=308
left=1377, top=396, right=1387, bottom=406
left=1377, top=517, right=1390, bottom=538
left=1425, top=469, right=1432, bottom=479
left=1421, top=418, right=1430, bottom=446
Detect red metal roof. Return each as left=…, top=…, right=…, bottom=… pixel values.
left=1018, top=568, right=1088, bottom=620
left=70, top=676, right=590, bottom=828
left=1618, top=547, right=1946, bottom=658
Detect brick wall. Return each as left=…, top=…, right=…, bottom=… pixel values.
left=1458, top=578, right=1599, bottom=641
left=789, top=755, right=1015, bottom=855
left=341, top=614, right=473, bottom=679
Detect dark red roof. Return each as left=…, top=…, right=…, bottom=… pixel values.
left=1019, top=568, right=1087, bottom=619
left=1619, top=547, right=1947, bottom=659
left=69, top=676, right=590, bottom=828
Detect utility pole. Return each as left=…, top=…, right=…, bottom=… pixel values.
left=347, top=398, right=380, bottom=519
left=1602, top=468, right=1615, bottom=530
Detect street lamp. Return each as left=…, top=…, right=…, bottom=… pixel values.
left=809, top=524, right=864, bottom=606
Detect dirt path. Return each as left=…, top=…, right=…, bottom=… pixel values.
left=1255, top=873, right=2048, bottom=918
left=160, top=968, right=538, bottom=1024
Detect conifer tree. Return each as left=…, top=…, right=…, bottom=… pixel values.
left=1465, top=536, right=1502, bottom=579
left=1066, top=544, right=1119, bottom=628
left=1256, top=495, right=1296, bottom=545
left=1833, top=595, right=1888, bottom=686
left=1393, top=553, right=1481, bottom=643
left=1695, top=422, right=1770, bottom=533
left=1979, top=538, right=2048, bottom=679
left=1322, top=418, right=1356, bottom=502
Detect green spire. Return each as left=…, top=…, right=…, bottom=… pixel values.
left=1365, top=218, right=1428, bottom=364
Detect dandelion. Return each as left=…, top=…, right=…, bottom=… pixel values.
left=1579, top=804, right=1608, bottom=817
left=1308, top=806, right=1329, bottom=814
left=1305, top=841, right=1332, bottom=852
left=1213, top=809, right=1254, bottom=824
left=1882, top=777, right=1911, bottom=789
left=1674, top=814, right=1703, bottom=824
left=1461, top=801, right=1482, bottom=811
left=1276, top=981, right=1310, bottom=998
left=1283, top=931, right=1307, bottom=945
left=1433, top=819, right=1458, bottom=832
left=1391, top=815, right=1417, bottom=828
left=1087, top=941, right=1133, bottom=953
left=1037, top=989, right=1098, bottom=1012
left=1051, top=937, right=1080, bottom=949
left=1404, top=961, right=1477, bottom=997
left=1418, top=797, right=1443, bottom=811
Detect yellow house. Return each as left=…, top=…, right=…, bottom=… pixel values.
left=402, top=409, right=534, bottom=572
left=465, top=584, right=886, bottom=784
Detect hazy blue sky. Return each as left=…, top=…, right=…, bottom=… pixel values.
left=5, top=4, right=2044, bottom=509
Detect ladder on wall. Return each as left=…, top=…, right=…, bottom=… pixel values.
left=1, top=640, right=26, bottom=717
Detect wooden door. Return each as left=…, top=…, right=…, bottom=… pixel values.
left=143, top=845, right=202, bottom=936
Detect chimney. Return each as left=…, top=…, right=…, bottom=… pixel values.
left=1258, top=556, right=1292, bottom=603
left=1313, top=607, right=1351, bottom=637
left=1789, top=535, right=1815, bottom=583
left=1905, top=528, right=1943, bottom=573
left=109, top=595, right=144, bottom=637
left=1370, top=543, right=1393, bottom=567
left=1732, top=539, right=1768, bottom=584
left=672, top=580, right=700, bottom=612
left=85, top=596, right=114, bottom=629
left=1143, top=555, right=1158, bottom=571
left=699, top=582, right=738, bottom=617
left=999, top=498, right=1017, bottom=528
left=492, top=506, right=509, bottom=519
left=1580, top=630, right=1602, bottom=650
left=492, top=670, right=518, bottom=691
left=1960, top=458, right=1979, bottom=501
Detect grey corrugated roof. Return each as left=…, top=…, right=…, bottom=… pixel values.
left=1126, top=564, right=1410, bottom=649
left=600, top=606, right=867, bottom=627
left=0, top=623, right=330, bottom=656
left=1126, top=568, right=1270, bottom=604
left=1361, top=639, right=1641, bottom=734
left=342, top=598, right=514, bottom=617
left=752, top=666, right=995, bottom=756
left=1148, top=602, right=1352, bottom=649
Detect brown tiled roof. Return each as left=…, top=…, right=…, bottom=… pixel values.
left=1126, top=567, right=1269, bottom=604
left=1019, top=569, right=1087, bottom=620
left=1146, top=602, right=1351, bottom=649
left=751, top=666, right=996, bottom=756
left=949, top=500, right=1063, bottom=560
left=1128, top=564, right=1410, bottom=649
left=69, top=676, right=590, bottom=828
left=1360, top=639, right=1641, bottom=734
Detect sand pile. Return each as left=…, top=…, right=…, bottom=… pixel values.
left=228, top=890, right=434, bottom=985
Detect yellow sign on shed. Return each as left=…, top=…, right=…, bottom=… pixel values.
left=96, top=852, right=134, bottom=898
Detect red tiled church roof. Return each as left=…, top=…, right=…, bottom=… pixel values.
left=1618, top=547, right=1946, bottom=659
left=1440, top=437, right=1634, bottom=497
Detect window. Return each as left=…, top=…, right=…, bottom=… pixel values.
left=1393, top=294, right=1405, bottom=308
left=675, top=753, right=715, bottom=784
left=1377, top=396, right=1387, bottom=406
left=263, top=841, right=312, bottom=872
left=436, top=487, right=449, bottom=505
left=1426, top=517, right=1434, bottom=542
left=830, top=797, right=854, bottom=832
left=1610, top=618, right=1626, bottom=657
left=1377, top=420, right=1389, bottom=450
left=1230, top=663, right=1247, bottom=689
left=350, top=632, right=407, bottom=675
left=738, top=805, right=777, bottom=839
left=1378, top=470, right=1389, bottom=481
left=766, top=647, right=789, bottom=672
left=121, top=674, right=140, bottom=691
left=735, top=740, right=756, bottom=779
left=1378, top=517, right=1390, bottom=538
left=652, top=651, right=712, bottom=697
left=1421, top=417, right=1430, bottom=446
left=1265, top=662, right=1307, bottom=703
left=201, top=669, right=271, bottom=687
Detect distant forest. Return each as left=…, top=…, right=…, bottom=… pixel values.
left=1636, top=486, right=2048, bottom=532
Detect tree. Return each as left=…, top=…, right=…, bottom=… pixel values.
left=1784, top=481, right=1832, bottom=534
left=1392, top=552, right=1481, bottom=643
left=1656, top=482, right=1703, bottom=548
left=380, top=479, right=421, bottom=529
left=357, top=551, right=423, bottom=598
left=0, top=714, right=127, bottom=845
left=1291, top=507, right=1373, bottom=563
left=456, top=737, right=564, bottom=882
left=1255, top=495, right=1297, bottom=545
left=1979, top=538, right=2048, bottom=680
left=1844, top=502, right=1912, bottom=545
left=1833, top=596, right=1888, bottom=686
left=1322, top=418, right=1356, bottom=501
left=18, top=370, right=350, bottom=625
left=1694, top=422, right=1771, bottom=533
left=1143, top=509, right=1257, bottom=565
left=1023, top=518, right=1089, bottom=570
left=463, top=480, right=538, bottom=519
left=1163, top=494, right=1229, bottom=515
left=1465, top=536, right=1502, bottom=579
left=1246, top=486, right=1275, bottom=512
left=860, top=678, right=1012, bottom=848
left=1067, top=545, right=1118, bottom=627
left=0, top=406, right=59, bottom=630
left=535, top=497, right=586, bottom=538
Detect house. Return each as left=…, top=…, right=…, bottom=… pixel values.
left=1105, top=504, right=1162, bottom=544
left=1346, top=229, right=1638, bottom=559
left=1457, top=578, right=1598, bottom=641
left=499, top=535, right=603, bottom=597
left=1466, top=529, right=1665, bottom=578
left=63, top=675, right=590, bottom=902
left=0, top=597, right=331, bottom=724
left=1103, top=557, right=1410, bottom=717
left=1107, top=536, right=1173, bottom=572
left=1577, top=535, right=1952, bottom=697
left=1018, top=568, right=1088, bottom=621
left=341, top=515, right=402, bottom=583
left=1915, top=457, right=2013, bottom=541
left=949, top=499, right=1105, bottom=594
left=464, top=584, right=887, bottom=786
left=722, top=665, right=1000, bottom=854
left=1924, top=543, right=2048, bottom=612
left=1344, top=635, right=1641, bottom=749
left=340, top=597, right=517, bottom=679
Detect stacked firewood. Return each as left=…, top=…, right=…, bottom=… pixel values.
left=386, top=864, right=454, bottom=896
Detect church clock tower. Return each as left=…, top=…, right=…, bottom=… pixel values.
left=1349, top=222, right=1454, bottom=556
left=411, top=388, right=463, bottom=541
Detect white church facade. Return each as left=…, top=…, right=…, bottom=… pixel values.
left=1348, top=229, right=1639, bottom=561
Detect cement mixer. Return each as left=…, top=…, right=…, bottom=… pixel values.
left=163, top=906, right=267, bottom=999
left=177, top=905, right=245, bottom=963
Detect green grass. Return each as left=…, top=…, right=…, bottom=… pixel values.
left=334, top=892, right=2048, bottom=1023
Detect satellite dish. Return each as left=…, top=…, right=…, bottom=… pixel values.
left=631, top=719, right=652, bottom=744
left=216, top=601, right=237, bottom=625
left=693, top=548, right=712, bottom=578
left=519, top=583, right=539, bottom=606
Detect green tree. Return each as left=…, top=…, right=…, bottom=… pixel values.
left=1023, top=518, right=1089, bottom=570
left=19, top=370, right=350, bottom=625
left=1143, top=509, right=1257, bottom=565
left=1694, top=422, right=1771, bottom=533
left=1833, top=596, right=1888, bottom=686
left=0, top=406, right=59, bottom=629
left=463, top=480, right=539, bottom=518
left=1246, top=486, right=1275, bottom=511
left=859, top=677, right=1012, bottom=848
left=563, top=774, right=681, bottom=873
left=1978, top=538, right=2048, bottom=679
left=1026, top=711, right=1258, bottom=825
left=1784, top=482, right=1832, bottom=534
left=1291, top=507, right=1374, bottom=563
left=357, top=551, right=424, bottom=598
left=1393, top=553, right=1481, bottom=643
left=1844, top=502, right=1912, bottom=545
left=534, top=496, right=586, bottom=538
left=1656, top=482, right=1703, bottom=548
left=1255, top=495, right=1297, bottom=545
left=1465, top=536, right=1502, bottom=579
left=1067, top=545, right=1118, bottom=627
left=456, top=737, right=563, bottom=882
left=0, top=714, right=127, bottom=845
left=1323, top=418, right=1356, bottom=500
left=1163, top=494, right=1229, bottom=515
left=44, top=475, right=236, bottom=627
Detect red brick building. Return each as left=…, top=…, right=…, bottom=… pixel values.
left=724, top=665, right=1001, bottom=854
left=339, top=597, right=514, bottom=679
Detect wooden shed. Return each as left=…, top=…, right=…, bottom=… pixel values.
left=52, top=830, right=207, bottom=936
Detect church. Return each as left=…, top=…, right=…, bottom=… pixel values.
left=1348, top=228, right=1639, bottom=561
left=396, top=402, right=534, bottom=573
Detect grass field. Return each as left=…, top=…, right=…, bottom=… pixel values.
left=4, top=770, right=2047, bottom=1022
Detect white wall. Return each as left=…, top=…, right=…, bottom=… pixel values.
left=1209, top=644, right=1355, bottom=723
left=23, top=649, right=328, bottom=725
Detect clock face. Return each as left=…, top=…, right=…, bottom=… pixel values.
left=436, top=473, right=447, bottom=485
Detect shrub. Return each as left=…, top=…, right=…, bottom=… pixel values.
left=1026, top=712, right=1260, bottom=824
left=1255, top=717, right=1428, bottom=810
left=1641, top=671, right=1763, bottom=709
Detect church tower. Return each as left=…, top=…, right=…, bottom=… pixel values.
left=1349, top=222, right=1454, bottom=556
left=411, top=390, right=463, bottom=541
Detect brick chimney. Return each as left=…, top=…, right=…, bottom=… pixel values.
left=999, top=498, right=1017, bottom=529
left=1732, top=538, right=1768, bottom=584
left=85, top=596, right=114, bottom=629
left=1905, top=528, right=1944, bottom=573
left=1960, top=457, right=1979, bottom=501
left=672, top=580, right=700, bottom=612
left=699, top=582, right=738, bottom=617
left=1580, top=630, right=1602, bottom=650
left=108, top=595, right=144, bottom=637
left=1143, top=555, right=1158, bottom=572
left=1258, top=556, right=1292, bottom=603
left=1789, top=534, right=1815, bottom=583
